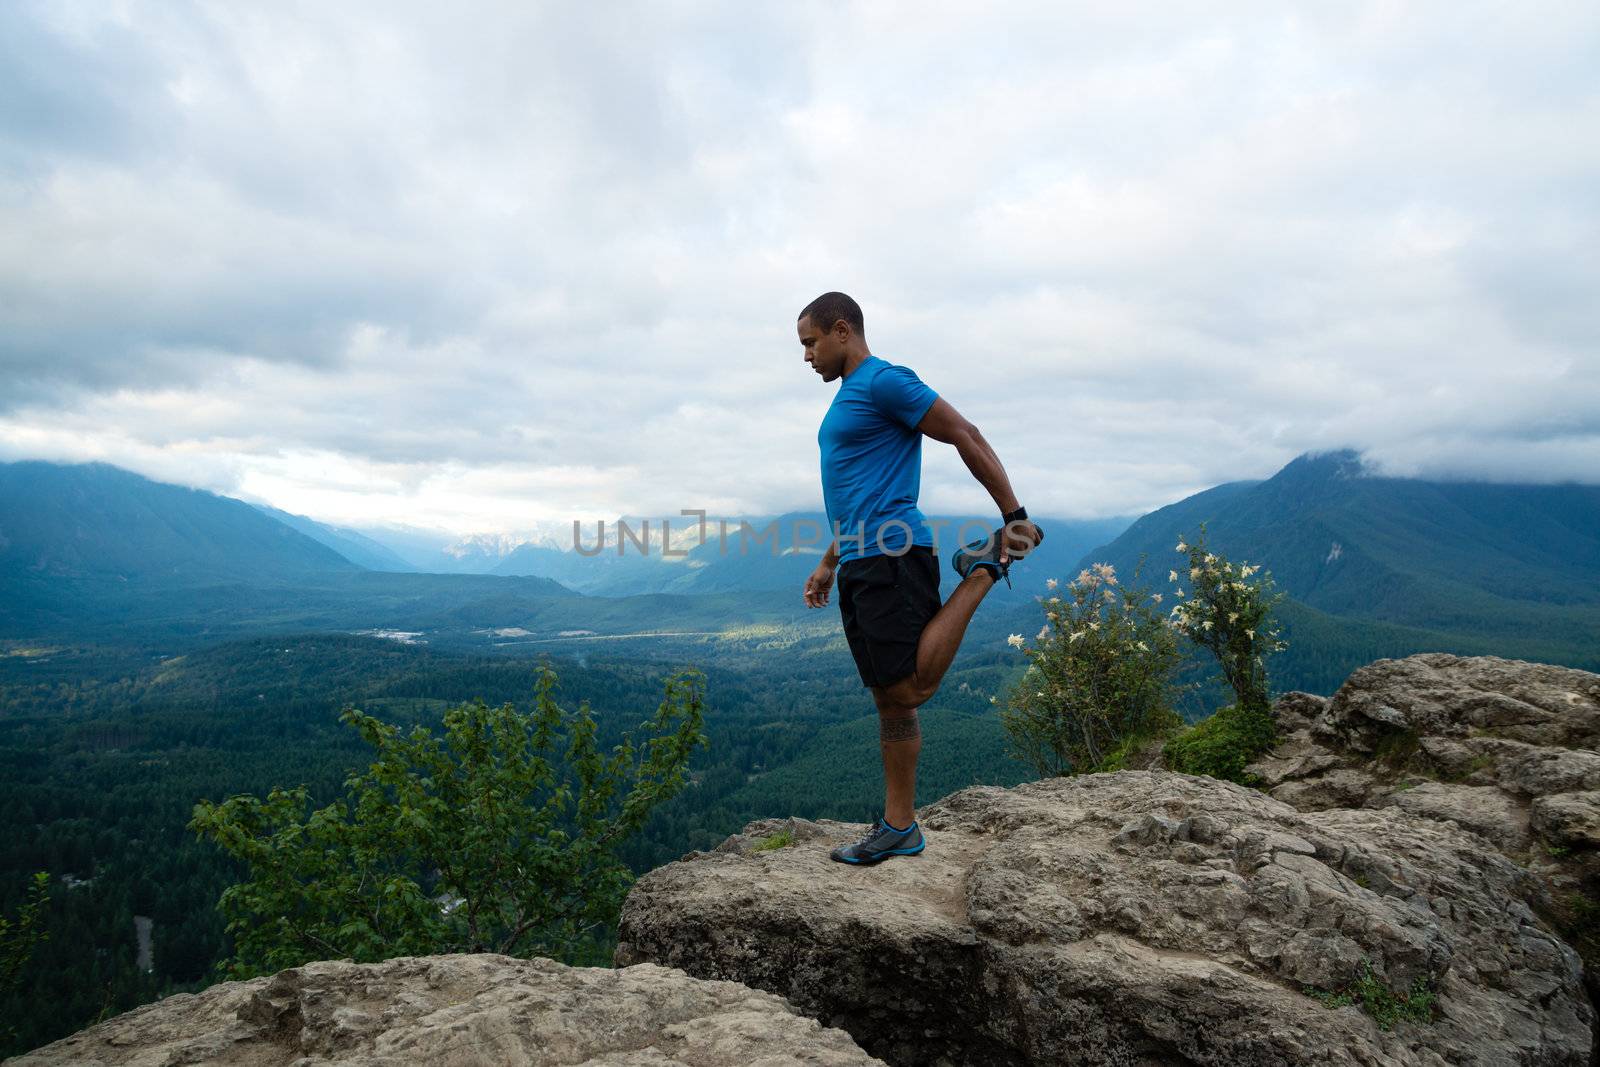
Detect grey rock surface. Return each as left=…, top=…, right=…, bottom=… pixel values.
left=1248, top=655, right=1600, bottom=1058
left=1533, top=791, right=1600, bottom=848
left=1389, top=782, right=1532, bottom=851
left=9, top=954, right=883, bottom=1066
left=1249, top=655, right=1600, bottom=862
left=1312, top=654, right=1600, bottom=755
left=616, top=771, right=1594, bottom=1066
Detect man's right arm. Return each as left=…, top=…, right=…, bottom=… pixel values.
left=821, top=538, right=840, bottom=570
left=804, top=539, right=839, bottom=608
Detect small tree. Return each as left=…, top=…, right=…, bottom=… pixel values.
left=190, top=664, right=707, bottom=979
left=1163, top=526, right=1288, bottom=782
left=1, top=872, right=49, bottom=995
left=999, top=563, right=1186, bottom=777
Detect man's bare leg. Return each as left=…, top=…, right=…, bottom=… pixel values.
left=867, top=567, right=1001, bottom=828
left=879, top=566, right=999, bottom=712
left=870, top=692, right=921, bottom=829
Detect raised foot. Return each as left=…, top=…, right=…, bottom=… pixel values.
left=950, top=523, right=1045, bottom=589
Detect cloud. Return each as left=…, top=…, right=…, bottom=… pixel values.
left=1, top=1, right=1597, bottom=534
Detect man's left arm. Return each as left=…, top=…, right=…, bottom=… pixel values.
left=916, top=398, right=1042, bottom=557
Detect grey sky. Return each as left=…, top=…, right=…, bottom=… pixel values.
left=2, top=2, right=1596, bottom=535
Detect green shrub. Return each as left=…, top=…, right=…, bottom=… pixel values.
left=1165, top=525, right=1286, bottom=714
left=1372, top=727, right=1421, bottom=768
left=1163, top=702, right=1276, bottom=784
left=190, top=663, right=707, bottom=978
left=999, top=563, right=1186, bottom=777
left=0, top=873, right=49, bottom=1018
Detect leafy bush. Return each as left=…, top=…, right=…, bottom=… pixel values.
left=999, top=563, right=1185, bottom=777
left=0, top=873, right=49, bottom=1000
left=1162, top=527, right=1287, bottom=783
left=1165, top=526, right=1286, bottom=713
left=190, top=664, right=707, bottom=978
left=1162, top=703, right=1276, bottom=784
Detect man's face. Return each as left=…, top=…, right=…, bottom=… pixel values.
left=798, top=315, right=848, bottom=382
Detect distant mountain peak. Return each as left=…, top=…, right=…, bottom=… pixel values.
left=1279, top=449, right=1368, bottom=481
left=1068, top=450, right=1600, bottom=670
left=442, top=533, right=530, bottom=560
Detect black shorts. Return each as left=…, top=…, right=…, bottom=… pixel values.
left=837, top=545, right=943, bottom=688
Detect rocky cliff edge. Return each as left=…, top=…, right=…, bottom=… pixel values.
left=617, top=655, right=1600, bottom=1066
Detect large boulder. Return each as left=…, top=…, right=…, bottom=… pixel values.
left=1246, top=654, right=1600, bottom=996
left=616, top=771, right=1594, bottom=1066
left=10, top=953, right=883, bottom=1066
left=1315, top=654, right=1600, bottom=753
left=1250, top=656, right=1600, bottom=821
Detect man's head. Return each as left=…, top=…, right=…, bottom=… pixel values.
left=797, top=291, right=868, bottom=383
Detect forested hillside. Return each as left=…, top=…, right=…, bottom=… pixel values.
left=1074, top=451, right=1600, bottom=667
left=0, top=633, right=962, bottom=1054
left=0, top=462, right=356, bottom=581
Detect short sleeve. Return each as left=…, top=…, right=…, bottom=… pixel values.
left=869, top=364, right=939, bottom=431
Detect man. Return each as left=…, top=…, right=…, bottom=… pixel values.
left=798, top=291, right=1043, bottom=865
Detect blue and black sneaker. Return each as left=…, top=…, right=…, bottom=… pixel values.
left=830, top=817, right=926, bottom=864
left=951, top=522, right=1044, bottom=589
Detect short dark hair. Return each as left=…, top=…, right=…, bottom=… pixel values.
left=798, top=291, right=864, bottom=338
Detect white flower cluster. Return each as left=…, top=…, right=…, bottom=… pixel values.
left=1005, top=561, right=1169, bottom=659
left=1164, top=534, right=1289, bottom=657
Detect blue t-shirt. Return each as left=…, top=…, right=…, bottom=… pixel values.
left=818, top=356, right=940, bottom=564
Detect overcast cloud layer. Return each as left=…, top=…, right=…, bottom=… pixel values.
left=2, top=1, right=1597, bottom=535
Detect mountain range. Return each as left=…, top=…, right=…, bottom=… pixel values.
left=0, top=461, right=356, bottom=581
left=1073, top=449, right=1600, bottom=664
left=2, top=453, right=1596, bottom=675
left=0, top=459, right=1132, bottom=600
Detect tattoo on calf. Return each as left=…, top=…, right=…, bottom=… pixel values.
left=880, top=713, right=921, bottom=743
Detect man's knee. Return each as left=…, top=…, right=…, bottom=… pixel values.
left=883, top=671, right=935, bottom=709
left=869, top=685, right=904, bottom=716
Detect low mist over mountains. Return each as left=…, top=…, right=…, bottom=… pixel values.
left=0, top=458, right=1132, bottom=598
left=0, top=460, right=575, bottom=641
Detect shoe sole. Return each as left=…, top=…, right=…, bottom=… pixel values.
left=830, top=840, right=926, bottom=864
